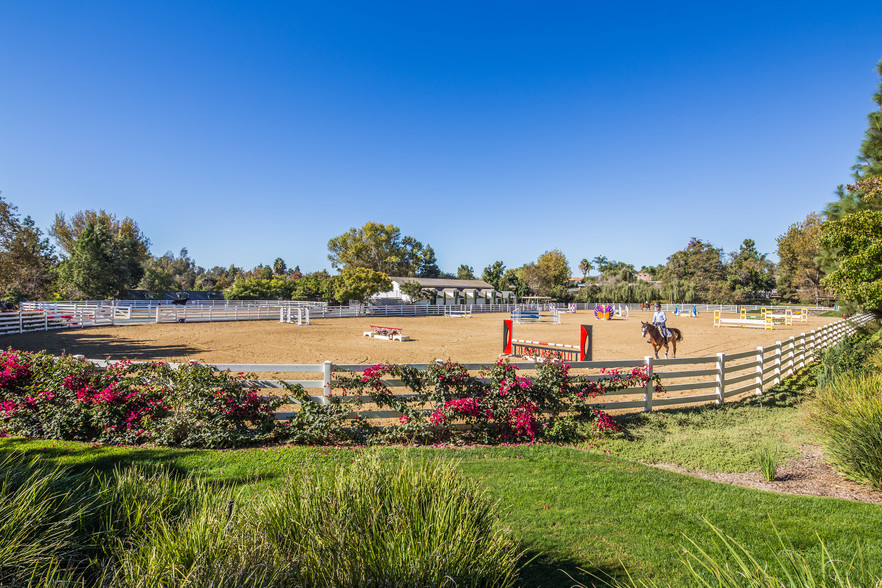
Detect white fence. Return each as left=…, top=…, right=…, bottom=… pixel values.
left=19, top=299, right=837, bottom=324
left=0, top=309, right=119, bottom=335
left=86, top=313, right=872, bottom=421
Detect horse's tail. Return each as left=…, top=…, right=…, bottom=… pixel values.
left=670, top=328, right=683, bottom=342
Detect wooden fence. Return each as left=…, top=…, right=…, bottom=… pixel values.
left=87, top=313, right=873, bottom=420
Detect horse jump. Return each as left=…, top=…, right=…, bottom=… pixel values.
left=280, top=307, right=310, bottom=325
left=364, top=325, right=410, bottom=342
left=762, top=307, right=808, bottom=325
left=502, top=320, right=592, bottom=362
left=674, top=304, right=698, bottom=318
left=713, top=309, right=773, bottom=330
left=510, top=309, right=561, bottom=324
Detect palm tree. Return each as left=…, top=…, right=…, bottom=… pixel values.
left=579, top=258, right=592, bottom=279
left=592, top=255, right=608, bottom=275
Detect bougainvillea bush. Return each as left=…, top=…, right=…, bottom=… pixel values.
left=0, top=350, right=288, bottom=448
left=1, top=349, right=659, bottom=448
left=334, top=359, right=658, bottom=445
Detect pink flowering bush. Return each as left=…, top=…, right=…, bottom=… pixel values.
left=334, top=359, right=659, bottom=445
left=1, top=349, right=659, bottom=448
left=149, top=361, right=288, bottom=448
left=0, top=350, right=291, bottom=448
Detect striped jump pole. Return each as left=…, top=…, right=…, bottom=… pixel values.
left=502, top=320, right=592, bottom=362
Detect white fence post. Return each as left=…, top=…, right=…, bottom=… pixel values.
left=774, top=341, right=782, bottom=385
left=643, top=356, right=653, bottom=412
left=716, top=352, right=725, bottom=405
left=322, top=361, right=332, bottom=405
left=755, top=346, right=764, bottom=395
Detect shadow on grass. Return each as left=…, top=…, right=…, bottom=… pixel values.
left=517, top=548, right=625, bottom=587
left=0, top=438, right=282, bottom=487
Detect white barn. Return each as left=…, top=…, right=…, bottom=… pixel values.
left=372, top=277, right=515, bottom=306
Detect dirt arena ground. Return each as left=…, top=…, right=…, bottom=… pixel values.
left=1, top=310, right=838, bottom=366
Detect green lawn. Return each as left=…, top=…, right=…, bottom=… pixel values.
left=3, top=435, right=880, bottom=586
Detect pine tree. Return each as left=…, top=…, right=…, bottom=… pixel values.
left=853, top=58, right=882, bottom=180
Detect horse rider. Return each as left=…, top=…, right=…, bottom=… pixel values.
left=652, top=303, right=668, bottom=340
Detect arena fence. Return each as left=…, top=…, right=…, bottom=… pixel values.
left=79, top=313, right=872, bottom=420
left=15, top=299, right=837, bottom=332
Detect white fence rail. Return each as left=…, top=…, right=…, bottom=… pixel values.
left=19, top=299, right=837, bottom=325
left=86, top=313, right=872, bottom=421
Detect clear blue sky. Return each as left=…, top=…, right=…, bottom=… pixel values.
left=1, top=1, right=880, bottom=276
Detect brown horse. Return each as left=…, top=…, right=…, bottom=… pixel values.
left=641, top=322, right=683, bottom=359
left=640, top=302, right=651, bottom=311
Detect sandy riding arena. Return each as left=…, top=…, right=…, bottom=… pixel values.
left=2, top=311, right=837, bottom=366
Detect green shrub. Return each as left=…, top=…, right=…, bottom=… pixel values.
left=815, top=331, right=880, bottom=388
left=811, top=371, right=882, bottom=490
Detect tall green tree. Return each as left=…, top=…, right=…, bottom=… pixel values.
left=522, top=249, right=571, bottom=298
left=0, top=194, right=54, bottom=301
left=51, top=210, right=149, bottom=297
left=273, top=258, right=287, bottom=276
left=776, top=213, right=827, bottom=304
left=56, top=221, right=118, bottom=298
left=661, top=238, right=729, bottom=303
left=501, top=268, right=529, bottom=298
left=726, top=239, right=776, bottom=300
left=139, top=248, right=201, bottom=294
left=291, top=271, right=334, bottom=301
left=457, top=264, right=475, bottom=280
left=853, top=58, right=882, bottom=180
left=819, top=178, right=882, bottom=309
left=481, top=261, right=505, bottom=291
left=327, top=222, right=432, bottom=276
left=332, top=268, right=392, bottom=304
left=416, top=245, right=441, bottom=278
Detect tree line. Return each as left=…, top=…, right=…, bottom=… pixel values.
left=1, top=59, right=879, bottom=309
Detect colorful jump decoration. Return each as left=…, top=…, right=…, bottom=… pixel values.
left=502, top=319, right=592, bottom=362
left=594, top=304, right=614, bottom=320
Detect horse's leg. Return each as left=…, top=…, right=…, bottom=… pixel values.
left=671, top=336, right=676, bottom=359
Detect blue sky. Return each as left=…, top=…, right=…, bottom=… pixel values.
left=1, top=2, right=880, bottom=276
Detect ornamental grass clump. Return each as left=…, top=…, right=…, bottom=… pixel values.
left=255, top=453, right=520, bottom=587
left=811, top=371, right=882, bottom=490
left=575, top=520, right=881, bottom=588
left=754, top=442, right=780, bottom=481
left=0, top=453, right=92, bottom=587
left=0, top=451, right=520, bottom=587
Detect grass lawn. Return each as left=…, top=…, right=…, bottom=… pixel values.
left=3, top=365, right=880, bottom=587
left=3, top=439, right=880, bottom=586
left=599, top=369, right=820, bottom=473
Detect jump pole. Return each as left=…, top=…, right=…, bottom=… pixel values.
left=502, top=320, right=592, bottom=362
